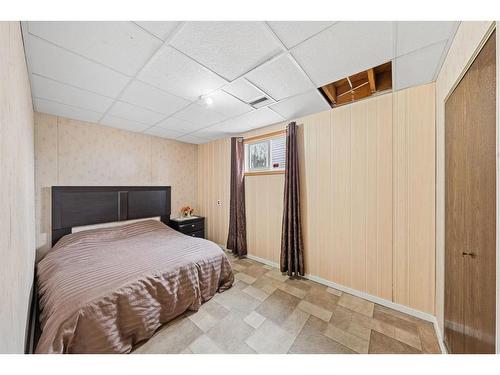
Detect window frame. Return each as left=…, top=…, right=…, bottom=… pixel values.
left=243, top=130, right=286, bottom=176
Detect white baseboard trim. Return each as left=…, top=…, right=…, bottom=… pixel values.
left=246, top=254, right=279, bottom=268
left=245, top=253, right=446, bottom=354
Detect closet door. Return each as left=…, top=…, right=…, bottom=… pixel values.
left=444, top=59, right=467, bottom=354
left=463, top=31, right=496, bottom=354
left=445, top=30, right=496, bottom=354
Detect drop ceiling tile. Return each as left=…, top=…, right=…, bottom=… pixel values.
left=31, top=74, right=113, bottom=113
left=28, top=21, right=161, bottom=76
left=242, top=107, right=284, bottom=128
left=292, top=21, right=394, bottom=87
left=396, top=21, right=457, bottom=56
left=173, top=103, right=226, bottom=126
left=202, top=90, right=253, bottom=118
left=176, top=134, right=210, bottom=144
left=270, top=90, right=330, bottom=120
left=35, top=98, right=102, bottom=124
left=223, top=78, right=268, bottom=103
left=26, top=35, right=129, bottom=97
left=138, top=45, right=227, bottom=101
left=120, top=80, right=190, bottom=116
left=107, top=101, right=165, bottom=125
left=211, top=107, right=284, bottom=134
left=268, top=21, right=336, bottom=48
left=133, top=21, right=180, bottom=40
left=394, top=40, right=447, bottom=91
left=171, top=21, right=284, bottom=81
left=190, top=128, right=229, bottom=140
left=209, top=116, right=251, bottom=134
left=144, top=126, right=185, bottom=139
left=156, top=117, right=205, bottom=133
left=245, top=54, right=314, bottom=100
left=100, top=114, right=150, bottom=132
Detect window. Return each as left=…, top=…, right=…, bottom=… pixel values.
left=248, top=140, right=270, bottom=170
left=245, top=131, right=286, bottom=175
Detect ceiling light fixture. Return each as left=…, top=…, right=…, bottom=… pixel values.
left=200, top=95, right=214, bottom=107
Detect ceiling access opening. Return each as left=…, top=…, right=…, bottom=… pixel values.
left=318, top=61, right=392, bottom=108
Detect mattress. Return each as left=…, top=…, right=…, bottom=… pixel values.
left=35, top=220, right=234, bottom=353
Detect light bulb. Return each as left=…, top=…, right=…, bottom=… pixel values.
left=203, top=96, right=214, bottom=107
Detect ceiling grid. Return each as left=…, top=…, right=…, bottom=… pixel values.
left=21, top=21, right=459, bottom=144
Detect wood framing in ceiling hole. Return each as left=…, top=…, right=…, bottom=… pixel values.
left=319, top=61, right=392, bottom=107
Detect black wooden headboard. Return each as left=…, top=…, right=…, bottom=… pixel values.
left=51, top=186, right=171, bottom=246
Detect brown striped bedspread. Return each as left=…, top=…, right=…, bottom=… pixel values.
left=35, top=220, right=234, bottom=354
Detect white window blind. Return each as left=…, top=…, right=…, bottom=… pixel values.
left=270, top=136, right=286, bottom=170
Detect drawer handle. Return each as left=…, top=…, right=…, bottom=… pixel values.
left=191, top=224, right=195, bottom=227
left=462, top=252, right=475, bottom=257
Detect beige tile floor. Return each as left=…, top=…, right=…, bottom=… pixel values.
left=133, top=253, right=442, bottom=354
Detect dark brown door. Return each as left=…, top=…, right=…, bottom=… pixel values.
left=445, top=31, right=496, bottom=354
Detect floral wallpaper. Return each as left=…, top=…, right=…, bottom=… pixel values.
left=34, top=112, right=198, bottom=258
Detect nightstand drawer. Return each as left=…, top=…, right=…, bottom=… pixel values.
left=177, top=220, right=203, bottom=233
left=187, top=229, right=204, bottom=238
left=168, top=216, right=205, bottom=239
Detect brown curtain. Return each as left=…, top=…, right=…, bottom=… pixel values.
left=280, top=122, right=304, bottom=276
left=227, top=137, right=247, bottom=257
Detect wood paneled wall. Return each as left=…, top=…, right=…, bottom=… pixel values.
left=197, top=138, right=231, bottom=246
left=393, top=83, right=436, bottom=313
left=300, top=95, right=393, bottom=301
left=197, top=83, right=436, bottom=314
left=246, top=174, right=284, bottom=263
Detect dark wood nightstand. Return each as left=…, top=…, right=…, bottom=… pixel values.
left=168, top=216, right=205, bottom=238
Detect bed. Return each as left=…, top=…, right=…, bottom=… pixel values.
left=34, top=186, right=234, bottom=354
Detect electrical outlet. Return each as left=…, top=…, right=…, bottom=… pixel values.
left=216, top=200, right=221, bottom=206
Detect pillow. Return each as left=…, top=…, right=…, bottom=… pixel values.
left=71, top=216, right=161, bottom=233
